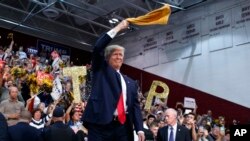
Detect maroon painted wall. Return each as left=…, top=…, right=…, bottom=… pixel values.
left=121, top=64, right=250, bottom=125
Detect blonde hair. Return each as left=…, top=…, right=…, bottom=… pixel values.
left=104, top=45, right=125, bottom=60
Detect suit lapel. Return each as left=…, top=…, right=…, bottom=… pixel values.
left=175, top=125, right=181, bottom=141
left=112, top=71, right=122, bottom=101
left=115, top=71, right=122, bottom=89
left=166, top=126, right=169, bottom=141
left=123, top=75, right=131, bottom=107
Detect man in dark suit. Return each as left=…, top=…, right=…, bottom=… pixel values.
left=8, top=110, right=41, bottom=141
left=0, top=112, right=9, bottom=141
left=43, top=107, right=76, bottom=141
left=157, top=108, right=191, bottom=141
left=83, top=20, right=145, bottom=141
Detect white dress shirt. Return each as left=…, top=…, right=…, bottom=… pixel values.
left=106, top=28, right=144, bottom=135
left=114, top=71, right=127, bottom=115
left=168, top=123, right=177, bottom=141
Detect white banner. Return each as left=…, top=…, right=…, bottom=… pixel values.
left=184, top=97, right=196, bottom=109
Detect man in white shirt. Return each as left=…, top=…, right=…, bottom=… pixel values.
left=83, top=20, right=145, bottom=141
left=157, top=108, right=191, bottom=141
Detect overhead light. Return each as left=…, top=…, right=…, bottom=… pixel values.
left=109, top=20, right=115, bottom=24
left=43, top=8, right=59, bottom=18
left=112, top=18, right=119, bottom=22
left=109, top=18, right=119, bottom=24
left=79, top=41, right=92, bottom=46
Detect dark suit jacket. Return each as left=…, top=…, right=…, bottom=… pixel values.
left=43, top=121, right=76, bottom=141
left=0, top=112, right=9, bottom=141
left=83, top=33, right=143, bottom=132
left=8, top=122, right=41, bottom=141
left=157, top=124, right=191, bottom=141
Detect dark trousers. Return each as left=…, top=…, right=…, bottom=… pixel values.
left=87, top=119, right=131, bottom=141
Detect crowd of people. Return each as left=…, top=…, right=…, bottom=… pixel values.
left=0, top=23, right=236, bottom=141
left=0, top=36, right=88, bottom=141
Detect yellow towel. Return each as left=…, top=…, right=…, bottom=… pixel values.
left=126, top=4, right=171, bottom=25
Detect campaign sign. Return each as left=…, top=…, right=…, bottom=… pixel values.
left=37, top=40, right=71, bottom=55
left=230, top=125, right=250, bottom=141
left=27, top=47, right=38, bottom=55
left=183, top=97, right=196, bottom=109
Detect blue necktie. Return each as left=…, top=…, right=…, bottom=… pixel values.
left=169, top=126, right=174, bottom=141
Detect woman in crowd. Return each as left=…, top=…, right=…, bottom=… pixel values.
left=29, top=108, right=52, bottom=132
left=65, top=102, right=87, bottom=135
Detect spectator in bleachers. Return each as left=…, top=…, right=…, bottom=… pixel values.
left=23, top=61, right=34, bottom=74
left=149, top=121, right=160, bottom=141
left=38, top=49, right=47, bottom=64
left=183, top=112, right=198, bottom=141
left=197, top=114, right=210, bottom=128
left=2, top=40, right=14, bottom=62
left=65, top=102, right=87, bottom=135
left=176, top=102, right=185, bottom=125
left=206, top=110, right=213, bottom=125
left=144, top=114, right=156, bottom=129
left=0, top=86, right=25, bottom=126
left=0, top=79, right=24, bottom=103
left=197, top=124, right=211, bottom=141
left=38, top=102, right=56, bottom=126
left=2, top=64, right=10, bottom=80
left=158, top=119, right=165, bottom=129
left=50, top=51, right=63, bottom=76
left=34, top=57, right=42, bottom=71
left=223, top=129, right=230, bottom=141
left=232, top=119, right=239, bottom=125
left=218, top=116, right=226, bottom=128
left=207, top=125, right=224, bottom=141
left=156, top=110, right=164, bottom=121
left=8, top=110, right=41, bottom=141
left=29, top=108, right=52, bottom=132
left=28, top=54, right=36, bottom=69
left=17, top=46, right=27, bottom=60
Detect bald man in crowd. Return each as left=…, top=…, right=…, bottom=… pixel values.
left=157, top=108, right=191, bottom=141
left=0, top=86, right=25, bottom=126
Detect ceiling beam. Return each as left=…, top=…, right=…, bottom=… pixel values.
left=0, top=2, right=99, bottom=37
left=30, top=0, right=112, bottom=30
left=145, top=0, right=153, bottom=11
left=0, top=18, right=92, bottom=47
left=122, top=0, right=149, bottom=13
left=73, top=0, right=127, bottom=23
